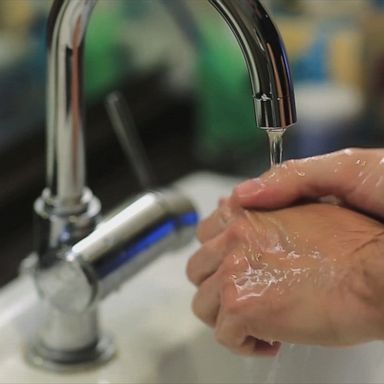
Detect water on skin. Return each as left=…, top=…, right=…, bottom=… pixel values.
left=267, top=129, right=285, bottom=167
left=231, top=220, right=339, bottom=302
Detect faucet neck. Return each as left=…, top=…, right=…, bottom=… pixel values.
left=45, top=0, right=296, bottom=207
left=46, top=0, right=96, bottom=210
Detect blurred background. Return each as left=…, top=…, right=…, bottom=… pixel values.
left=0, top=0, right=382, bottom=286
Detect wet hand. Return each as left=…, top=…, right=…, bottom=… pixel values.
left=233, top=148, right=384, bottom=219
left=187, top=199, right=384, bottom=356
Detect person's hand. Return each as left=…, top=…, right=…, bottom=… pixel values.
left=233, top=148, right=384, bottom=219
left=187, top=199, right=384, bottom=356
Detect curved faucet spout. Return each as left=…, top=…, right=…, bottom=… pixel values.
left=209, top=0, right=296, bottom=128
left=46, top=0, right=296, bottom=207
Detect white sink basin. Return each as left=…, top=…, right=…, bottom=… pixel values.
left=1, top=172, right=384, bottom=383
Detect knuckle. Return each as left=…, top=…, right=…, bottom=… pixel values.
left=191, top=293, right=202, bottom=318
left=222, top=297, right=241, bottom=318
left=219, top=252, right=241, bottom=278
left=225, top=217, right=256, bottom=252
left=225, top=218, right=247, bottom=243
left=225, top=223, right=241, bottom=244
left=186, top=256, right=197, bottom=284
left=191, top=290, right=217, bottom=327
left=218, top=197, right=230, bottom=208
left=186, top=249, right=202, bottom=283
left=214, top=327, right=230, bottom=347
left=220, top=280, right=242, bottom=316
left=218, top=205, right=233, bottom=226
left=191, top=291, right=209, bottom=322
left=196, top=218, right=211, bottom=242
left=186, top=243, right=214, bottom=285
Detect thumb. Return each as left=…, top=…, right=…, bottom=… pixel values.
left=232, top=148, right=384, bottom=218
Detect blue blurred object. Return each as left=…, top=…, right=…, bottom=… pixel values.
left=293, top=33, right=328, bottom=83
left=373, top=0, right=384, bottom=8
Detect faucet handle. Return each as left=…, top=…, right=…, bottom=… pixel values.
left=105, top=91, right=155, bottom=190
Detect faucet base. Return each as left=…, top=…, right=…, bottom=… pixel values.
left=25, top=334, right=116, bottom=373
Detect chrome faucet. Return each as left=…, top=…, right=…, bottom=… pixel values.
left=27, top=0, right=296, bottom=371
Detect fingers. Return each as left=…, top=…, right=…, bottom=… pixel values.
left=192, top=278, right=282, bottom=356
left=187, top=233, right=228, bottom=286
left=189, top=194, right=287, bottom=356
left=189, top=221, right=282, bottom=356
left=214, top=290, right=281, bottom=356
left=191, top=272, right=221, bottom=327
left=188, top=211, right=263, bottom=287
left=189, top=233, right=257, bottom=328
left=196, top=201, right=233, bottom=243
left=233, top=150, right=354, bottom=207
left=232, top=148, right=382, bottom=215
left=196, top=196, right=243, bottom=243
left=230, top=337, right=281, bottom=357
left=251, top=339, right=281, bottom=356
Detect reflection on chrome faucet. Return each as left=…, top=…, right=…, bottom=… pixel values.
left=30, top=190, right=197, bottom=371
left=27, top=0, right=296, bottom=371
